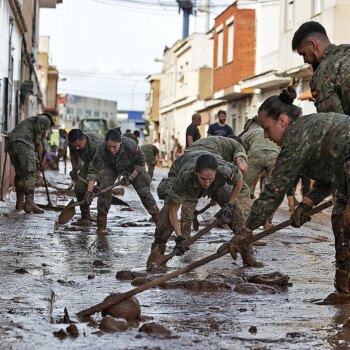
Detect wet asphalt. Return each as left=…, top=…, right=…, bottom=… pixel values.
left=0, top=162, right=348, bottom=350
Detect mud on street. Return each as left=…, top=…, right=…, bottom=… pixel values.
left=0, top=165, right=348, bottom=350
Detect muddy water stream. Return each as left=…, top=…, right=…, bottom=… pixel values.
left=0, top=167, right=348, bottom=349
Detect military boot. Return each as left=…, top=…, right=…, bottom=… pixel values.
left=151, top=241, right=166, bottom=255
left=24, top=194, right=44, bottom=214
left=96, top=215, right=108, bottom=235
left=334, top=269, right=350, bottom=294
left=77, top=206, right=92, bottom=226
left=15, top=192, right=25, bottom=210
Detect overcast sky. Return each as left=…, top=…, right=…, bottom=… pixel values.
left=39, top=0, right=228, bottom=111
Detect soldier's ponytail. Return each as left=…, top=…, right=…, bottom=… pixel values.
left=258, top=86, right=302, bottom=121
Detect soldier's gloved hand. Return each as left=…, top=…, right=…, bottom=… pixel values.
left=69, top=168, right=78, bottom=180
left=121, top=176, right=133, bottom=186
left=216, top=203, right=235, bottom=224
left=291, top=202, right=312, bottom=227
left=93, top=184, right=101, bottom=194
left=83, top=191, right=94, bottom=205
left=174, top=235, right=189, bottom=256
left=216, top=235, right=246, bottom=260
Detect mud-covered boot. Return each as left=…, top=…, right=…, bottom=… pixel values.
left=334, top=269, right=350, bottom=294
left=77, top=206, right=92, bottom=226
left=15, top=192, right=25, bottom=210
left=287, top=196, right=296, bottom=213
left=150, top=241, right=166, bottom=255
left=24, top=194, right=44, bottom=214
left=96, top=215, right=108, bottom=235
left=241, top=244, right=264, bottom=267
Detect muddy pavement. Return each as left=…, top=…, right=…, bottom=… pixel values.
left=0, top=165, right=349, bottom=349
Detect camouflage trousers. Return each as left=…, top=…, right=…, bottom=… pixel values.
left=246, top=150, right=278, bottom=189
left=7, top=141, right=38, bottom=194
left=74, top=163, right=89, bottom=201
left=145, top=157, right=156, bottom=179
left=97, top=167, right=159, bottom=216
left=153, top=182, right=247, bottom=247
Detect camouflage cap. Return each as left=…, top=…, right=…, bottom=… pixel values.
left=40, top=112, right=55, bottom=127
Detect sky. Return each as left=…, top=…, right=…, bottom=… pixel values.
left=39, top=0, right=230, bottom=111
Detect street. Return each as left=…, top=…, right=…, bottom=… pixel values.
left=0, top=164, right=348, bottom=350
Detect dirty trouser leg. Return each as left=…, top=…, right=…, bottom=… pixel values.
left=180, top=201, right=197, bottom=239
left=212, top=184, right=262, bottom=267
left=8, top=142, right=40, bottom=212
left=96, top=167, right=117, bottom=233
left=332, top=193, right=350, bottom=293
left=74, top=164, right=91, bottom=222
left=132, top=171, right=159, bottom=219
left=237, top=182, right=251, bottom=217
left=151, top=203, right=174, bottom=255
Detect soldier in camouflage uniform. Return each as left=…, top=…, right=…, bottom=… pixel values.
left=68, top=129, right=104, bottom=224
left=151, top=151, right=261, bottom=267
left=292, top=21, right=350, bottom=115
left=140, top=143, right=159, bottom=179
left=6, top=113, right=54, bottom=213
left=84, top=129, right=159, bottom=234
left=184, top=136, right=251, bottom=221
left=239, top=86, right=350, bottom=294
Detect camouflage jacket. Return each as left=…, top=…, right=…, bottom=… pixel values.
left=141, top=144, right=159, bottom=160
left=184, top=136, right=247, bottom=162
left=7, top=115, right=51, bottom=150
left=69, top=132, right=103, bottom=165
left=161, top=151, right=243, bottom=204
left=87, top=136, right=146, bottom=180
left=310, top=44, right=350, bottom=115
left=246, top=113, right=350, bottom=230
left=241, top=127, right=280, bottom=157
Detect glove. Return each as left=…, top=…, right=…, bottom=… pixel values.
left=83, top=191, right=94, bottom=205
left=216, top=203, right=235, bottom=224
left=290, top=202, right=312, bottom=228
left=174, top=235, right=189, bottom=256
left=121, top=176, right=133, bottom=186
left=69, top=168, right=78, bottom=180
left=217, top=235, right=246, bottom=260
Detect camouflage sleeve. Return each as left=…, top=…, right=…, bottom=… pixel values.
left=34, top=116, right=50, bottom=147
left=233, top=143, right=247, bottom=161
left=86, top=146, right=104, bottom=181
left=219, top=162, right=242, bottom=186
left=167, top=176, right=187, bottom=205
left=305, top=180, right=332, bottom=205
left=245, top=139, right=313, bottom=230
left=133, top=146, right=146, bottom=172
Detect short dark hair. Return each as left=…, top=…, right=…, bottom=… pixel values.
left=133, top=130, right=140, bottom=137
left=195, top=153, right=218, bottom=173
left=105, top=128, right=121, bottom=142
left=68, top=129, right=84, bottom=143
left=192, top=113, right=201, bottom=121
left=258, top=86, right=302, bottom=122
left=218, top=110, right=226, bottom=116
left=292, top=21, right=328, bottom=51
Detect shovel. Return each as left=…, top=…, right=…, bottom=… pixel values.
left=77, top=175, right=130, bottom=208
left=193, top=203, right=212, bottom=231
left=77, top=199, right=333, bottom=319
left=147, top=218, right=219, bottom=271
left=58, top=179, right=124, bottom=224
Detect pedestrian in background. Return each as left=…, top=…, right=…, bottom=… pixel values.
left=141, top=143, right=159, bottom=179
left=6, top=113, right=54, bottom=213
left=207, top=110, right=234, bottom=137
left=292, top=21, right=350, bottom=115
left=185, top=113, right=201, bottom=148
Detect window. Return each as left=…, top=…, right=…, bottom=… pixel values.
left=94, top=111, right=100, bottom=117
left=67, top=107, right=74, bottom=115
left=85, top=110, right=92, bottom=117
left=217, top=30, right=223, bottom=67
left=286, top=0, right=294, bottom=30
left=313, top=0, right=323, bottom=15
left=227, top=24, right=234, bottom=63
left=77, top=108, right=83, bottom=116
